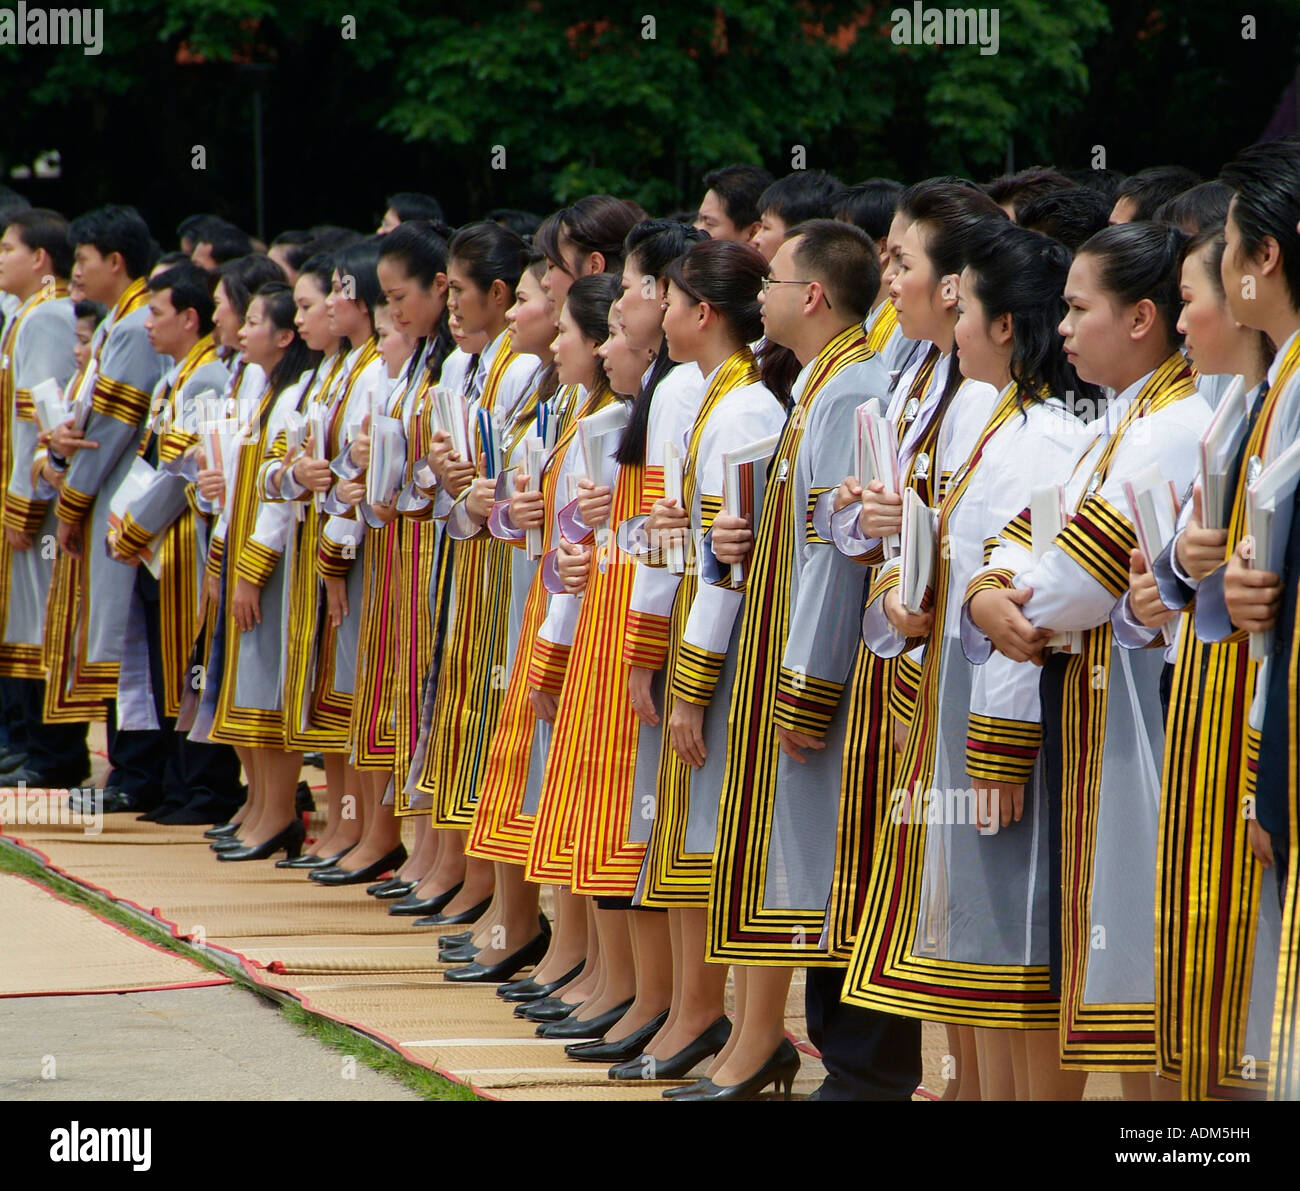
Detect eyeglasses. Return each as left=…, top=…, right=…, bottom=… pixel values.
left=760, top=277, right=832, bottom=309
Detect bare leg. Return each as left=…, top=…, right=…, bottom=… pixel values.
left=557, top=899, right=603, bottom=1005
left=228, top=745, right=255, bottom=827
left=708, top=965, right=791, bottom=1087
left=331, top=769, right=401, bottom=871
left=602, top=911, right=672, bottom=1041
left=646, top=907, right=729, bottom=1059
left=306, top=753, right=345, bottom=856
left=469, top=862, right=541, bottom=955
left=233, top=746, right=262, bottom=837
left=974, top=1028, right=1016, bottom=1100
left=238, top=748, right=301, bottom=847
left=529, top=886, right=588, bottom=985
left=571, top=907, right=635, bottom=1019
left=396, top=814, right=433, bottom=880
left=1021, top=1029, right=1087, bottom=1100
left=413, top=825, right=467, bottom=898
left=438, top=851, right=494, bottom=916
left=707, top=965, right=745, bottom=1078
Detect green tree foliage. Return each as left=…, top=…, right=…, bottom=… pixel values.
left=0, top=1, right=1293, bottom=234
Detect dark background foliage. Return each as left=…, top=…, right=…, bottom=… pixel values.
left=1, top=1, right=1296, bottom=242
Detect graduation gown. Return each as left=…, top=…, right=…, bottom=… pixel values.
left=632, top=351, right=785, bottom=908
left=704, top=325, right=888, bottom=966
left=842, top=382, right=1083, bottom=1026
left=962, top=353, right=1209, bottom=1068
left=0, top=285, right=76, bottom=677
left=46, top=279, right=163, bottom=712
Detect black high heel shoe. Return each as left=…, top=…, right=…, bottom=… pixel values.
left=608, top=1016, right=732, bottom=1080
left=203, top=821, right=240, bottom=840
left=276, top=843, right=356, bottom=870
left=438, top=930, right=473, bottom=950
left=439, top=940, right=480, bottom=963
left=516, top=996, right=579, bottom=1021
left=210, top=835, right=246, bottom=852
left=443, top=932, right=549, bottom=983
left=499, top=959, right=584, bottom=1003
left=309, top=844, right=408, bottom=886
left=217, top=820, right=306, bottom=863
left=565, top=1009, right=669, bottom=1063
left=412, top=896, right=490, bottom=927
left=670, top=1039, right=800, bottom=1101
left=367, top=878, right=416, bottom=899
left=388, top=882, right=463, bottom=917
left=537, top=997, right=634, bottom=1040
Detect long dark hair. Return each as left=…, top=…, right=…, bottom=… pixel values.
left=663, top=239, right=790, bottom=405
left=537, top=196, right=642, bottom=277
left=1077, top=221, right=1187, bottom=352
left=378, top=219, right=455, bottom=386
left=252, top=280, right=319, bottom=398
left=449, top=221, right=530, bottom=298
left=1181, top=224, right=1274, bottom=374
left=563, top=273, right=620, bottom=392
left=216, top=253, right=286, bottom=322
left=520, top=250, right=559, bottom=411
left=333, top=237, right=384, bottom=347
left=963, top=221, right=1102, bottom=415
left=1219, top=136, right=1300, bottom=310
left=901, top=183, right=1008, bottom=447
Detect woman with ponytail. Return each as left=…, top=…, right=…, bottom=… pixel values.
left=965, top=221, right=1213, bottom=1097
left=827, top=181, right=1007, bottom=1099
left=405, top=222, right=541, bottom=924
left=595, top=239, right=786, bottom=1084
left=265, top=240, right=389, bottom=882
left=841, top=222, right=1099, bottom=1101
left=201, top=281, right=320, bottom=861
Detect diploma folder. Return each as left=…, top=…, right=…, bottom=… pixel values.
left=898, top=487, right=935, bottom=613
left=577, top=402, right=631, bottom=548
left=1245, top=434, right=1300, bottom=661
left=855, top=398, right=901, bottom=558
left=1030, top=484, right=1082, bottom=653
left=1197, top=375, right=1248, bottom=531
left=721, top=432, right=780, bottom=589
left=1122, top=464, right=1182, bottom=647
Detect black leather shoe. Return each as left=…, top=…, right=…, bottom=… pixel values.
left=438, top=930, right=473, bottom=950
left=669, top=1039, right=799, bottom=1101
left=367, top=878, right=415, bottom=898
left=499, top=959, right=584, bottom=1002
left=217, top=820, right=306, bottom=862
left=443, top=932, right=549, bottom=983
left=96, top=790, right=153, bottom=814
left=439, top=941, right=480, bottom=964
left=537, top=998, right=634, bottom=1040
left=389, top=882, right=463, bottom=916
left=210, top=836, right=246, bottom=852
left=663, top=1078, right=709, bottom=1099
left=135, top=803, right=176, bottom=822
left=204, top=822, right=241, bottom=840
left=517, top=996, right=579, bottom=1022
left=608, top=1016, right=732, bottom=1080
left=412, top=896, right=490, bottom=927
left=565, top=1009, right=669, bottom=1063
left=0, top=748, right=28, bottom=771
left=276, top=843, right=356, bottom=870
left=304, top=752, right=325, bottom=769
left=309, top=844, right=408, bottom=886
